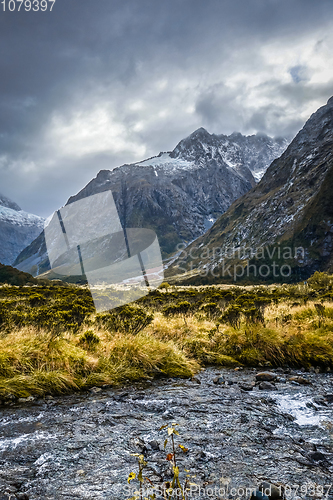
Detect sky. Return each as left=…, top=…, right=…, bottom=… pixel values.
left=1, top=0, right=333, bottom=217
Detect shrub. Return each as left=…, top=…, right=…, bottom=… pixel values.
left=162, top=301, right=192, bottom=317
left=219, top=304, right=242, bottom=329
left=200, top=302, right=220, bottom=319
left=96, top=305, right=153, bottom=335
left=308, top=271, right=331, bottom=291
left=28, top=293, right=47, bottom=307
left=79, top=330, right=100, bottom=349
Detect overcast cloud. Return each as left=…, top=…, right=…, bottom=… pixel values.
left=1, top=0, right=333, bottom=216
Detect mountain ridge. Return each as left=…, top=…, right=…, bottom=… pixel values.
left=0, top=193, right=45, bottom=266
left=14, top=128, right=287, bottom=276
left=167, top=97, right=333, bottom=283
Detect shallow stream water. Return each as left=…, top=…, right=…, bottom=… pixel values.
left=1, top=368, right=333, bottom=499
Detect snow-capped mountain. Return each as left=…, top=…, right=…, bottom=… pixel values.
left=170, top=128, right=288, bottom=182
left=14, top=129, right=287, bottom=276
left=168, top=97, right=333, bottom=283
left=0, top=194, right=44, bottom=265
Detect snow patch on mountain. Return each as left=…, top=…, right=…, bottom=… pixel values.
left=0, top=196, right=44, bottom=265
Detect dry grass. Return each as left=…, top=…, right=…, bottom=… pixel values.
left=1, top=293, right=333, bottom=399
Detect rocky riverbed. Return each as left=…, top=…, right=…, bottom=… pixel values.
left=1, top=367, right=333, bottom=500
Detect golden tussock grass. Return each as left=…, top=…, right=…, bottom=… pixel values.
left=1, top=293, right=333, bottom=398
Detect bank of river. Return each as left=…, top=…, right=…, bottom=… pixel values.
left=1, top=368, right=333, bottom=499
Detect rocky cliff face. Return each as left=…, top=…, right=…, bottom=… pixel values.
left=0, top=194, right=44, bottom=266
left=14, top=129, right=287, bottom=276
left=168, top=97, right=333, bottom=283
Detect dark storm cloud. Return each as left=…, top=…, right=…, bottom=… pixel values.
left=1, top=0, right=333, bottom=215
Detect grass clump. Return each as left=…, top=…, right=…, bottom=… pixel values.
left=1, top=272, right=333, bottom=399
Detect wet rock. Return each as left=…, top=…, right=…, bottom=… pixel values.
left=238, top=382, right=255, bottom=391
left=17, top=396, right=35, bottom=403
left=113, top=391, right=129, bottom=400
left=89, top=387, right=102, bottom=394
left=162, top=410, right=173, bottom=419
left=309, top=451, right=327, bottom=462
left=290, top=381, right=300, bottom=386
left=149, top=440, right=160, bottom=451
left=288, top=376, right=311, bottom=385
left=239, top=383, right=254, bottom=391
left=225, top=380, right=236, bottom=386
left=213, top=376, right=224, bottom=385
left=259, top=381, right=276, bottom=391
left=276, top=377, right=286, bottom=383
left=324, top=394, right=333, bottom=403
left=256, top=372, right=277, bottom=382
left=191, top=377, right=201, bottom=384
left=313, top=396, right=328, bottom=406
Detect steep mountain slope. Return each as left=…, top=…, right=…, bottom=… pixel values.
left=14, top=129, right=287, bottom=276
left=168, top=97, right=333, bottom=284
left=0, top=194, right=44, bottom=265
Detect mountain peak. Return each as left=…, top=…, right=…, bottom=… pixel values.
left=189, top=127, right=211, bottom=138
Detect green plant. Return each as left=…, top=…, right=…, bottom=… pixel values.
left=96, top=305, right=154, bottom=335
left=200, top=302, right=220, bottom=320
left=308, top=271, right=331, bottom=291
left=314, top=303, right=326, bottom=327
left=79, top=330, right=100, bottom=349
left=219, top=304, right=242, bottom=329
left=127, top=423, right=192, bottom=500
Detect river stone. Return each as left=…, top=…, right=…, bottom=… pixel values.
left=324, top=394, right=333, bottom=403
left=288, top=376, right=311, bottom=385
left=258, top=482, right=283, bottom=500
left=89, top=387, right=102, bottom=394
left=149, top=440, right=160, bottom=451
left=256, top=372, right=277, bottom=382
left=191, top=377, right=201, bottom=384
left=239, top=383, right=254, bottom=391
left=309, top=451, right=326, bottom=462
left=213, top=376, right=224, bottom=385
left=259, top=381, right=276, bottom=391
left=18, top=396, right=35, bottom=403
left=313, top=396, right=328, bottom=406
